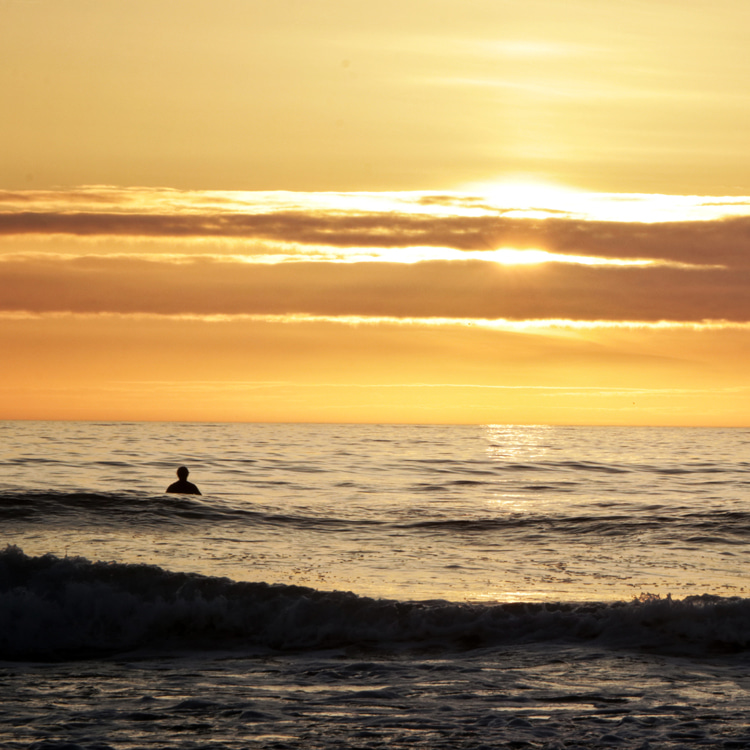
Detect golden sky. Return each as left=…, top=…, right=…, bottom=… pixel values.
left=2, top=0, right=750, bottom=425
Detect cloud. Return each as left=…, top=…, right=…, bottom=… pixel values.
left=1, top=254, right=748, bottom=322
left=2, top=205, right=750, bottom=269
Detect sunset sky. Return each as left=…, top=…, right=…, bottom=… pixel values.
left=2, top=0, right=750, bottom=425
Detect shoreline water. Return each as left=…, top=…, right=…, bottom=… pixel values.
left=1, top=421, right=748, bottom=747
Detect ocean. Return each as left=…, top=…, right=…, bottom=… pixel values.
left=1, top=421, right=749, bottom=749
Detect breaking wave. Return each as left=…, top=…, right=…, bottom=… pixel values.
left=1, top=547, right=748, bottom=661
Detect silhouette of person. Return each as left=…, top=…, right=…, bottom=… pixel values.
left=166, top=466, right=201, bottom=495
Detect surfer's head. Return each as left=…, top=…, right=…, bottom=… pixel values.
left=177, top=466, right=189, bottom=480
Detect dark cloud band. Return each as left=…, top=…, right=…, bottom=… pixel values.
left=1, top=210, right=749, bottom=268
left=1, top=255, right=748, bottom=322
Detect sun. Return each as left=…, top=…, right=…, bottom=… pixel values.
left=465, top=178, right=587, bottom=216
left=464, top=178, right=750, bottom=224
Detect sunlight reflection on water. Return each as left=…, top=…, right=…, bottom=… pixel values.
left=3, top=421, right=749, bottom=603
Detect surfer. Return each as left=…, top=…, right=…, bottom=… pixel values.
left=166, top=466, right=202, bottom=495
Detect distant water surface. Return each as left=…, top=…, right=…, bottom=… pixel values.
left=1, top=421, right=748, bottom=602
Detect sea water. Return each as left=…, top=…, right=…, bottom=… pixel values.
left=1, top=421, right=749, bottom=748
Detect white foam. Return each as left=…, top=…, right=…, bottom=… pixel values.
left=1, top=547, right=748, bottom=660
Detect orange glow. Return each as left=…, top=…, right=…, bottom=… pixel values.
left=0, top=313, right=748, bottom=425
left=1, top=185, right=749, bottom=425
left=2, top=2, right=749, bottom=425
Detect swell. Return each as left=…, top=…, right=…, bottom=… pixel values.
left=0, top=491, right=377, bottom=531
left=1, top=547, right=748, bottom=661
left=0, top=491, right=252, bottom=525
left=399, top=510, right=750, bottom=544
left=402, top=458, right=750, bottom=476
left=3, top=492, right=749, bottom=544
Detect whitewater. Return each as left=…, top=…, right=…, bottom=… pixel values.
left=1, top=421, right=749, bottom=748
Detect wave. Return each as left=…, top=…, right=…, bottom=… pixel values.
left=0, top=491, right=373, bottom=533
left=0, top=490, right=298, bottom=525
left=1, top=547, right=748, bottom=661
left=3, top=491, right=750, bottom=545
left=404, top=457, right=750, bottom=476
left=400, top=511, right=750, bottom=544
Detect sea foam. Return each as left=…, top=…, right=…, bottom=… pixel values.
left=1, top=547, right=748, bottom=660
